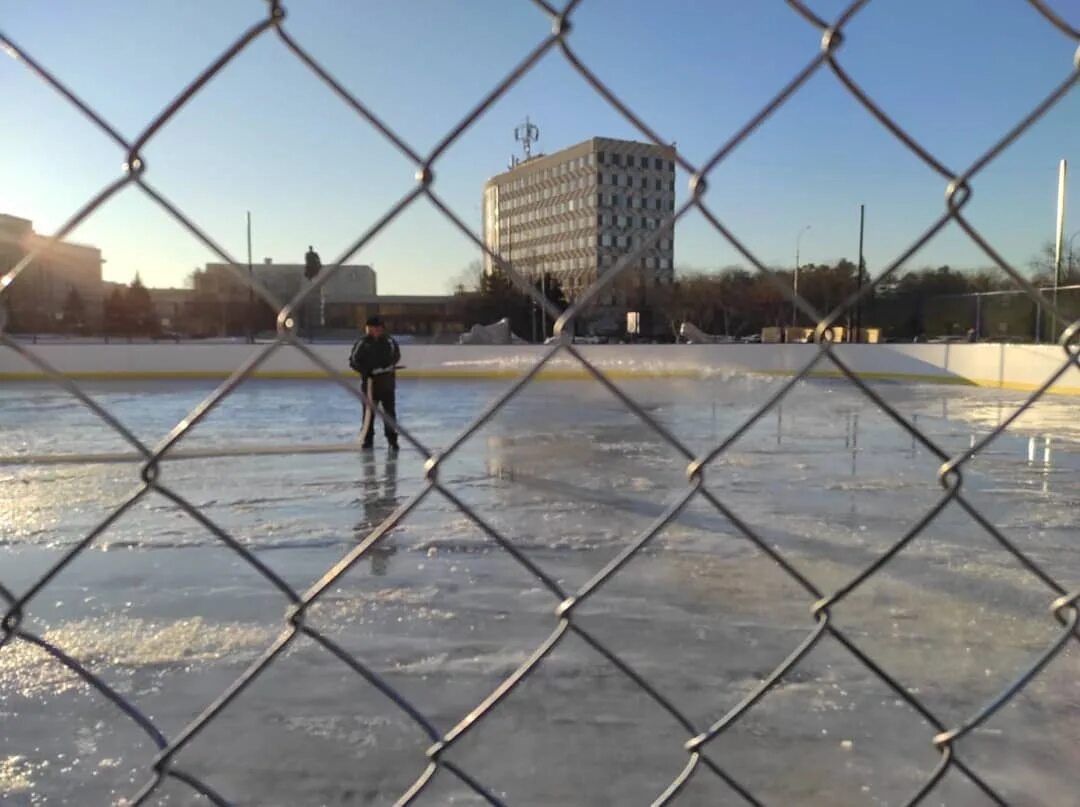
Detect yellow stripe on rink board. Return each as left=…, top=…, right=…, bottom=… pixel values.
left=2, top=367, right=1080, bottom=395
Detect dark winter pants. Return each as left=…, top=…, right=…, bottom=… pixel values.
left=360, top=374, right=398, bottom=447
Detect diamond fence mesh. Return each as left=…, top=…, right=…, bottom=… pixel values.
left=2, top=1, right=1080, bottom=804
left=922, top=285, right=1080, bottom=343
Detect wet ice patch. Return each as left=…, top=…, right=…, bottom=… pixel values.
left=282, top=714, right=397, bottom=757
left=0, top=754, right=36, bottom=794
left=391, top=649, right=533, bottom=678
left=0, top=616, right=272, bottom=697
left=311, top=586, right=456, bottom=626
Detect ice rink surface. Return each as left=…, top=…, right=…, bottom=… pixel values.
left=3, top=375, right=1080, bottom=806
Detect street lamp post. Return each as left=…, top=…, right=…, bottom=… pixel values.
left=793, top=225, right=811, bottom=326
left=246, top=211, right=253, bottom=344
left=854, top=204, right=865, bottom=342
left=1052, top=159, right=1067, bottom=341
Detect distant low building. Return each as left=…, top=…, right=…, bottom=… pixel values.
left=331, top=295, right=464, bottom=339
left=197, top=259, right=377, bottom=305
left=0, top=213, right=104, bottom=332
left=190, top=259, right=461, bottom=339
left=147, top=287, right=194, bottom=333
left=189, top=259, right=377, bottom=337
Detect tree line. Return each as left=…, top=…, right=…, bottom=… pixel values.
left=656, top=242, right=1078, bottom=340
left=451, top=242, right=1080, bottom=341
left=451, top=261, right=569, bottom=341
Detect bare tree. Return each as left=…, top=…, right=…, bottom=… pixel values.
left=448, top=260, right=484, bottom=294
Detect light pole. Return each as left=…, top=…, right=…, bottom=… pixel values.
left=1052, top=159, right=1067, bottom=341
left=854, top=204, right=865, bottom=342
left=793, top=225, right=811, bottom=325
left=246, top=211, right=253, bottom=344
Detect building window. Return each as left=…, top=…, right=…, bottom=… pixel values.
left=613, top=153, right=622, bottom=167
left=669, top=199, right=675, bottom=211
left=601, top=234, right=612, bottom=247
left=655, top=178, right=661, bottom=191
left=668, top=160, right=675, bottom=171
left=654, top=158, right=661, bottom=170
left=598, top=151, right=606, bottom=165
left=670, top=179, right=675, bottom=191
left=646, top=257, right=656, bottom=269
left=660, top=257, right=671, bottom=269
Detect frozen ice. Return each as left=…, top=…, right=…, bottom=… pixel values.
left=2, top=376, right=1079, bottom=805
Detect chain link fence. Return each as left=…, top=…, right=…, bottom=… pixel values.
left=923, top=285, right=1080, bottom=343
left=3, top=1, right=1080, bottom=804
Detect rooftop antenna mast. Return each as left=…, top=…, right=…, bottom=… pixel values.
left=510, top=116, right=540, bottom=169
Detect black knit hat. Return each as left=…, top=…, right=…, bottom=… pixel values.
left=366, top=315, right=384, bottom=327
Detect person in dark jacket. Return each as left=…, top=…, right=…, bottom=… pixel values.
left=349, top=316, right=401, bottom=450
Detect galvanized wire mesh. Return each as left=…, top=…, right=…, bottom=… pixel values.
left=2, top=1, right=1080, bottom=804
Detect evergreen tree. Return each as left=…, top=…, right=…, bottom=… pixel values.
left=104, top=286, right=130, bottom=336
left=62, top=287, right=86, bottom=333
left=126, top=274, right=159, bottom=336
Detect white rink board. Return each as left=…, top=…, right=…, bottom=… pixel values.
left=2, top=342, right=1080, bottom=394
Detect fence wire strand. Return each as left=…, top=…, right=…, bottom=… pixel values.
left=2, top=1, right=1080, bottom=804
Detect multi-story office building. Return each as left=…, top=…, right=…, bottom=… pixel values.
left=0, top=214, right=104, bottom=332
left=482, top=137, right=676, bottom=306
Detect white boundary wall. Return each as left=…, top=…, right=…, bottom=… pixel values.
left=2, top=343, right=1080, bottom=394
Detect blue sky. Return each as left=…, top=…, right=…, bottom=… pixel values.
left=2, top=1, right=1077, bottom=293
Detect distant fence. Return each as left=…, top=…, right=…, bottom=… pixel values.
left=924, top=285, right=1080, bottom=342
